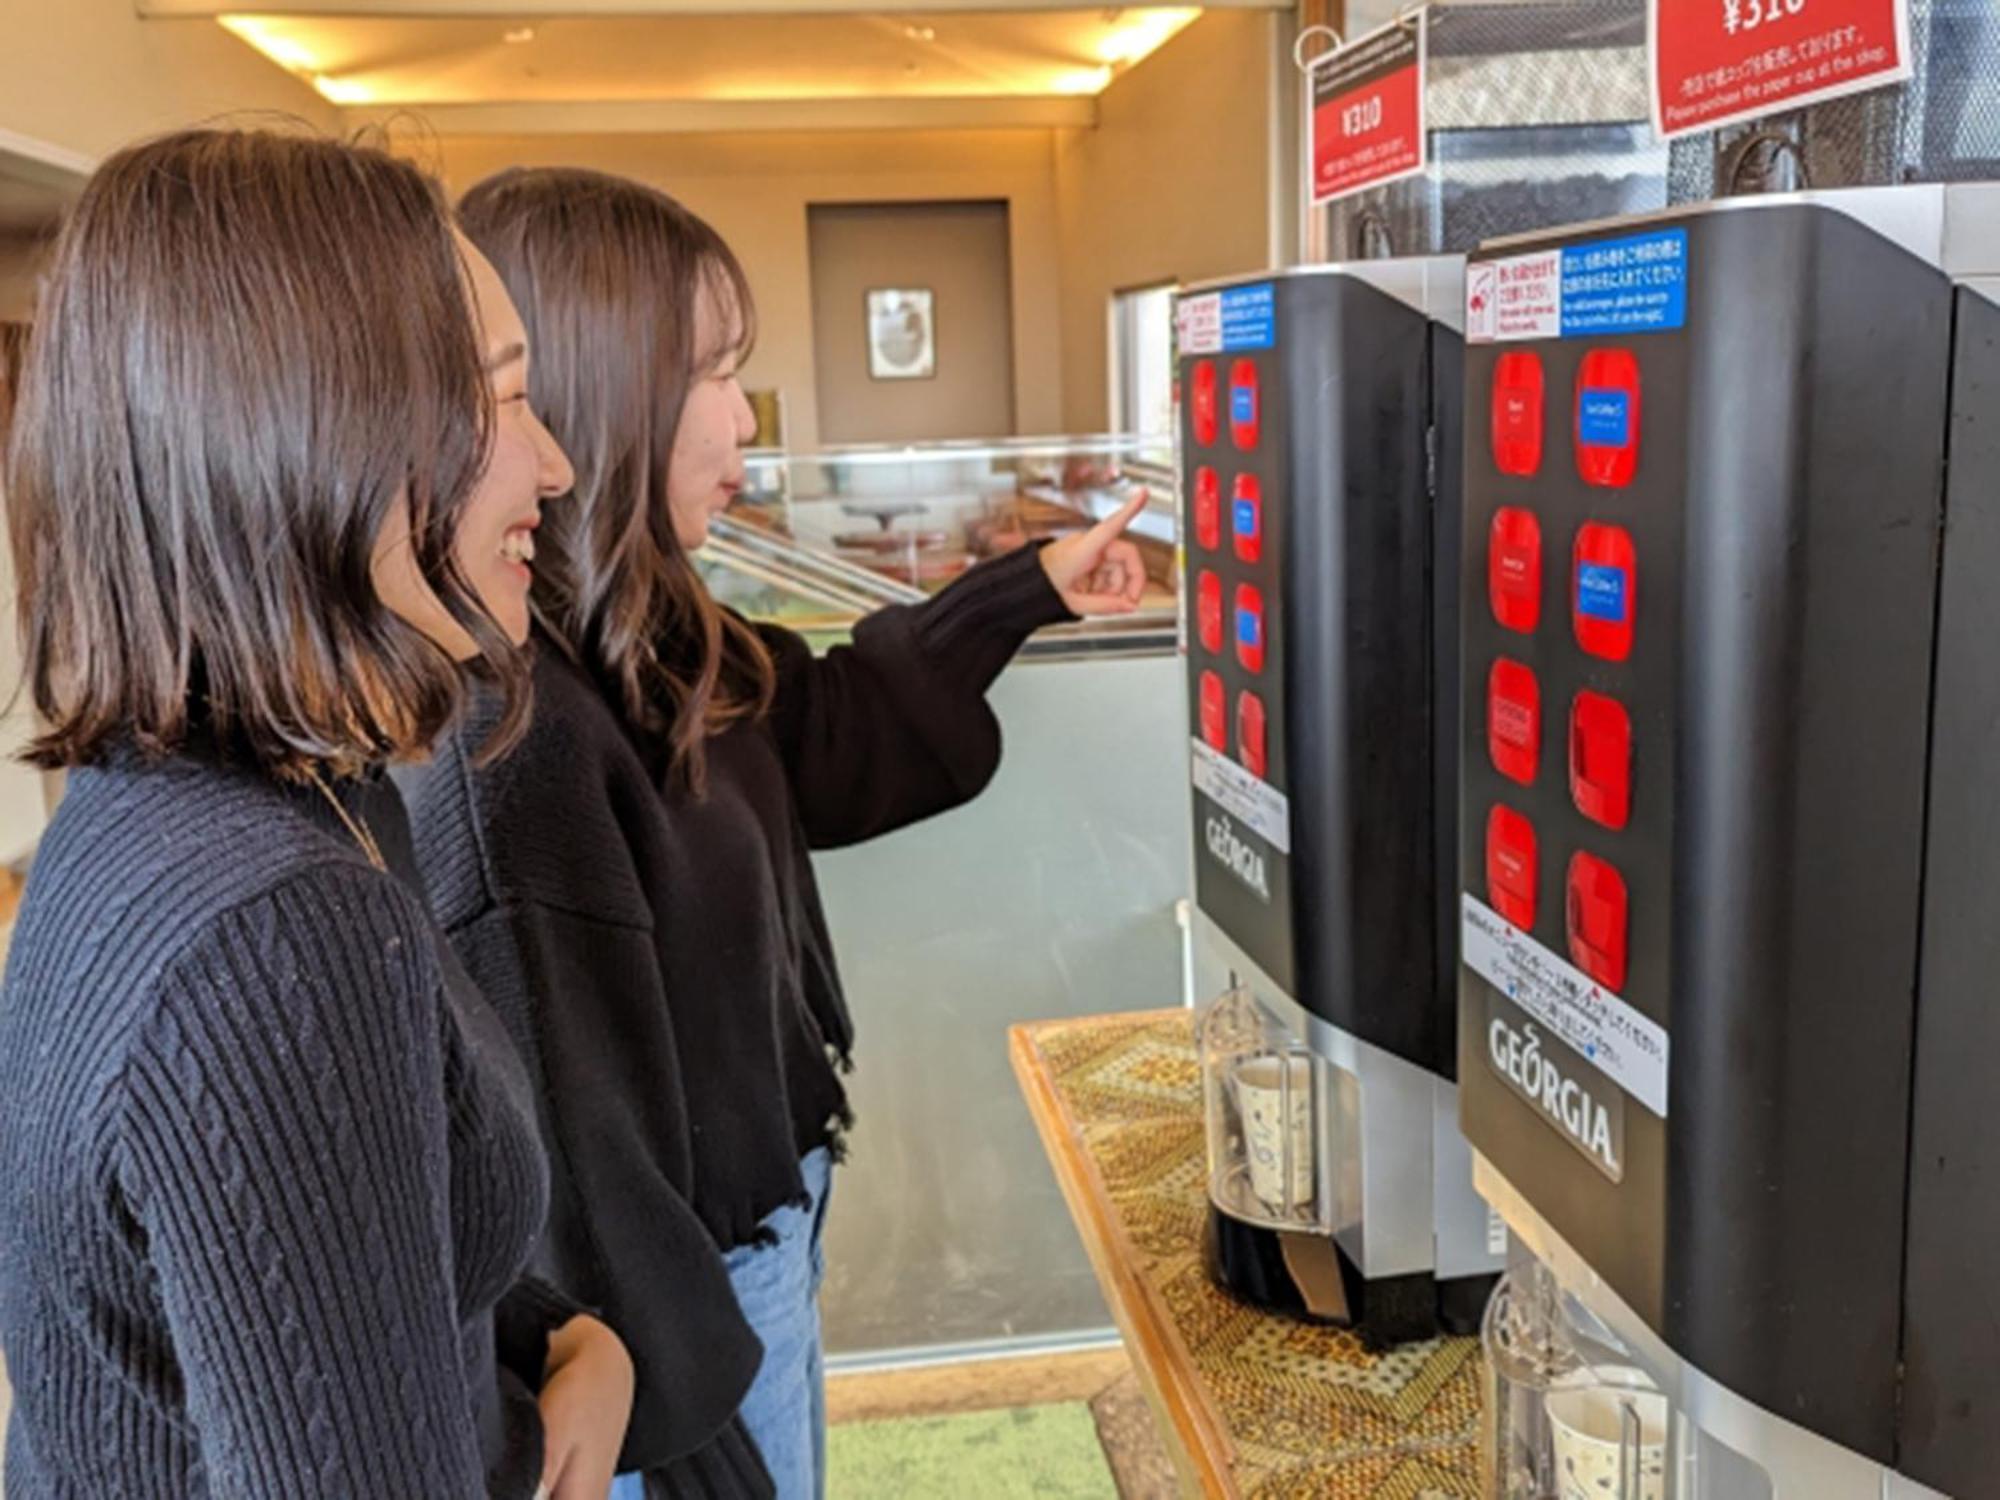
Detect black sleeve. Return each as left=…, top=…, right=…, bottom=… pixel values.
left=120, top=868, right=503, bottom=1496
left=493, top=1275, right=588, bottom=1392
left=762, top=542, right=1075, bottom=850
left=447, top=899, right=765, bottom=1477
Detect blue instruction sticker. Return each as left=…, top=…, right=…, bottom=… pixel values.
left=1579, top=389, right=1632, bottom=448
left=1231, top=384, right=1257, bottom=426
left=1577, top=565, right=1629, bottom=623
left=1237, top=608, right=1262, bottom=646
left=1561, top=230, right=1687, bottom=338
left=1220, top=283, right=1276, bottom=352
left=1233, top=497, right=1257, bottom=536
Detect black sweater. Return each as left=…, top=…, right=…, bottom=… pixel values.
left=397, top=543, right=1073, bottom=1478
left=0, top=753, right=585, bottom=1498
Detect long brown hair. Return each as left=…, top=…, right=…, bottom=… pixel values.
left=4, top=128, right=527, bottom=776
left=457, top=167, right=773, bottom=791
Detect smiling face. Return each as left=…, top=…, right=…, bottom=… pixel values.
left=454, top=235, right=575, bottom=644
left=663, top=274, right=756, bottom=552
left=372, top=232, right=574, bottom=659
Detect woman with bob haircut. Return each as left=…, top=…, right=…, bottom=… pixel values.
left=401, top=165, right=1150, bottom=1499
left=0, top=129, right=659, bottom=1499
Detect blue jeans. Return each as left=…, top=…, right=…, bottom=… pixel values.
left=612, top=1148, right=834, bottom=1500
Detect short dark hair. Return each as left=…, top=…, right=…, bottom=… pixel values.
left=457, top=166, right=773, bottom=792
left=4, top=127, right=527, bottom=776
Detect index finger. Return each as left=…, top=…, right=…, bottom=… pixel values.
left=1088, top=488, right=1151, bottom=544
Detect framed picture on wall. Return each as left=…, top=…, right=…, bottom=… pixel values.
left=866, top=288, right=936, bottom=380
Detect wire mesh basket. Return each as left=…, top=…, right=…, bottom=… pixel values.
left=1667, top=0, right=2000, bottom=198
left=1307, top=0, right=1667, bottom=261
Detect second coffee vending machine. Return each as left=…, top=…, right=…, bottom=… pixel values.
left=1181, top=260, right=1504, bottom=1347
left=1463, top=184, right=2000, bottom=1497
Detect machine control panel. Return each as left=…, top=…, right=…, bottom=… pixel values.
left=1460, top=222, right=1686, bottom=1327
left=1180, top=280, right=1296, bottom=993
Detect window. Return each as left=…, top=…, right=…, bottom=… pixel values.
left=1109, top=282, right=1177, bottom=443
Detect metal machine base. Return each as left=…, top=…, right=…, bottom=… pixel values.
left=1203, top=1206, right=1499, bottom=1350
left=1475, top=1153, right=1952, bottom=1500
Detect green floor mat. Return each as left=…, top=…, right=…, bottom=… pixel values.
left=827, top=1401, right=1117, bottom=1498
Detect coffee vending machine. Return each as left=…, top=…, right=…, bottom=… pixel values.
left=1179, top=260, right=1504, bottom=1348
left=1460, top=184, right=2000, bottom=1498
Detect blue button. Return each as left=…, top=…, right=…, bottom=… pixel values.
left=1236, top=608, right=1261, bottom=646
left=1577, top=564, right=1628, bottom=623
left=1233, top=497, right=1258, bottom=537
left=1579, top=388, right=1631, bottom=449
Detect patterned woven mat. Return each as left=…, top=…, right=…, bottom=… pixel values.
left=1029, top=1012, right=1486, bottom=1500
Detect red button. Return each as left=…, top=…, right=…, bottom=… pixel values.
left=1193, top=467, right=1221, bottom=552
left=1573, top=522, right=1636, bottom=662
left=1192, top=360, right=1218, bottom=448
left=1199, top=670, right=1227, bottom=752
left=1486, top=805, right=1538, bottom=930
left=1231, top=474, right=1263, bottom=564
left=1229, top=358, right=1260, bottom=450
left=1196, top=570, right=1223, bottom=654
left=1570, top=692, right=1633, bottom=831
left=1237, top=691, right=1268, bottom=779
left=1487, top=658, right=1541, bottom=787
left=1491, top=351, right=1545, bottom=478
left=1234, top=584, right=1266, bottom=675
left=1575, top=348, right=1642, bottom=488
left=1489, top=507, right=1542, bottom=634
left=1567, top=851, right=1629, bottom=993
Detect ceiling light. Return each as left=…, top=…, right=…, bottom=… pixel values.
left=503, top=26, right=536, bottom=44
left=218, top=15, right=318, bottom=75
left=1051, top=65, right=1116, bottom=95
left=311, top=74, right=376, bottom=105
left=903, top=24, right=936, bottom=42
left=1095, top=7, right=1202, bottom=66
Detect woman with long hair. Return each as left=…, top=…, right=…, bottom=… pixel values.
left=0, top=129, right=641, bottom=1498
left=401, top=165, right=1148, bottom=1498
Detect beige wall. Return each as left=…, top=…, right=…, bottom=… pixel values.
left=809, top=201, right=1015, bottom=444
left=0, top=0, right=336, bottom=165
left=1053, top=10, right=1284, bottom=432
left=421, top=130, right=1066, bottom=453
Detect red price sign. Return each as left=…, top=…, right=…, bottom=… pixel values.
left=1649, top=0, right=1911, bottom=140
left=1308, top=12, right=1427, bottom=207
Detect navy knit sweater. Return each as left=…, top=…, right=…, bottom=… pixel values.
left=0, top=752, right=586, bottom=1497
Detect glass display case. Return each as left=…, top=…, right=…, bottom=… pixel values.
left=698, top=435, right=1178, bottom=654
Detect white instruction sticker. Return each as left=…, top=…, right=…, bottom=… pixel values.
left=1190, top=738, right=1290, bottom=854
left=1466, top=249, right=1562, bottom=344
left=1461, top=894, right=1669, bottom=1118
left=1177, top=293, right=1222, bottom=356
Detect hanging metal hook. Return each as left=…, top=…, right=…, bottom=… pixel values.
left=1293, top=23, right=1342, bottom=72
left=1724, top=127, right=1813, bottom=195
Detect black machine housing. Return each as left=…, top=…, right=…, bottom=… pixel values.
left=1458, top=192, right=2000, bottom=1487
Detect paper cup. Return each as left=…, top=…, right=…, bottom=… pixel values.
left=1231, top=1054, right=1315, bottom=1213
left=1545, top=1380, right=1668, bottom=1500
